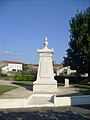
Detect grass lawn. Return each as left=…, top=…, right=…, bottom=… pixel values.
left=73, top=83, right=90, bottom=95
left=13, top=81, right=64, bottom=86
left=13, top=80, right=33, bottom=85
left=57, top=83, right=64, bottom=86
left=0, top=85, right=17, bottom=95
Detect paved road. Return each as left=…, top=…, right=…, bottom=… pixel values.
left=0, top=105, right=90, bottom=120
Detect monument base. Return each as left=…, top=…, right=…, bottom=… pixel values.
left=33, top=80, right=57, bottom=92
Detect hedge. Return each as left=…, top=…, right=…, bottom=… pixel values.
left=0, top=73, right=8, bottom=77
left=54, top=76, right=88, bottom=84
left=14, top=75, right=35, bottom=81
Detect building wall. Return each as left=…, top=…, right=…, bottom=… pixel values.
left=56, top=66, right=76, bottom=76
left=1, top=66, right=8, bottom=73
left=8, top=63, right=22, bottom=71
left=1, top=63, right=22, bottom=73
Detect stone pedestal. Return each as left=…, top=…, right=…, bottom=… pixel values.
left=64, top=78, right=69, bottom=87
left=33, top=37, right=57, bottom=92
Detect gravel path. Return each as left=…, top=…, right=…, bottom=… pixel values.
left=0, top=80, right=80, bottom=99
left=0, top=80, right=17, bottom=86
left=0, top=80, right=32, bottom=98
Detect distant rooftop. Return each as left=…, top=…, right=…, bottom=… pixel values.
left=2, top=61, right=23, bottom=64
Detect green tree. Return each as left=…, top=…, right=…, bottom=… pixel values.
left=64, top=7, right=90, bottom=81
left=22, top=64, right=28, bottom=71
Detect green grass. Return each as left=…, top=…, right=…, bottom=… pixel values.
left=0, top=85, right=17, bottom=95
left=73, top=83, right=90, bottom=95
left=13, top=80, right=33, bottom=85
left=14, top=81, right=64, bottom=86
left=57, top=83, right=64, bottom=86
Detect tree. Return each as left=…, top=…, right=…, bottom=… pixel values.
left=22, top=64, right=28, bottom=71
left=64, top=7, right=90, bottom=81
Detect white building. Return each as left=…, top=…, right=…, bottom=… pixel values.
left=0, top=61, right=23, bottom=73
left=56, top=66, right=76, bottom=76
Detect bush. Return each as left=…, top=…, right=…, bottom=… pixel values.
left=79, top=79, right=89, bottom=84
left=14, top=75, right=35, bottom=81
left=0, top=73, right=8, bottom=77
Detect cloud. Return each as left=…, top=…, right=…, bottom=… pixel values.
left=3, top=51, right=21, bottom=57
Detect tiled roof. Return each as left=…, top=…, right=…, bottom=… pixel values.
left=3, top=61, right=23, bottom=64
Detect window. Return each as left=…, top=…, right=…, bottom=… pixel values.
left=12, top=69, right=16, bottom=71
left=63, top=69, right=67, bottom=75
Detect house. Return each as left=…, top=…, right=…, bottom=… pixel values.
left=0, top=61, right=23, bottom=74
left=53, top=64, right=63, bottom=76
left=56, top=66, right=76, bottom=76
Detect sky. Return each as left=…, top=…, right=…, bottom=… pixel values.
left=0, top=0, right=90, bottom=64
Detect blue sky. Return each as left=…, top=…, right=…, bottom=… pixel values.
left=0, top=0, right=89, bottom=64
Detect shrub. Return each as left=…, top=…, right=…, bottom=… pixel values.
left=0, top=73, right=8, bottom=77
left=14, top=75, right=35, bottom=81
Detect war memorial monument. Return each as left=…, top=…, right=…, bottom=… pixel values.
left=33, top=37, right=57, bottom=92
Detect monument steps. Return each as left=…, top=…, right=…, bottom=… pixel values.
left=27, top=94, right=54, bottom=107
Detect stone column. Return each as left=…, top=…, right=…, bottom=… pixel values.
left=64, top=78, right=69, bottom=87
left=33, top=37, right=57, bottom=92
